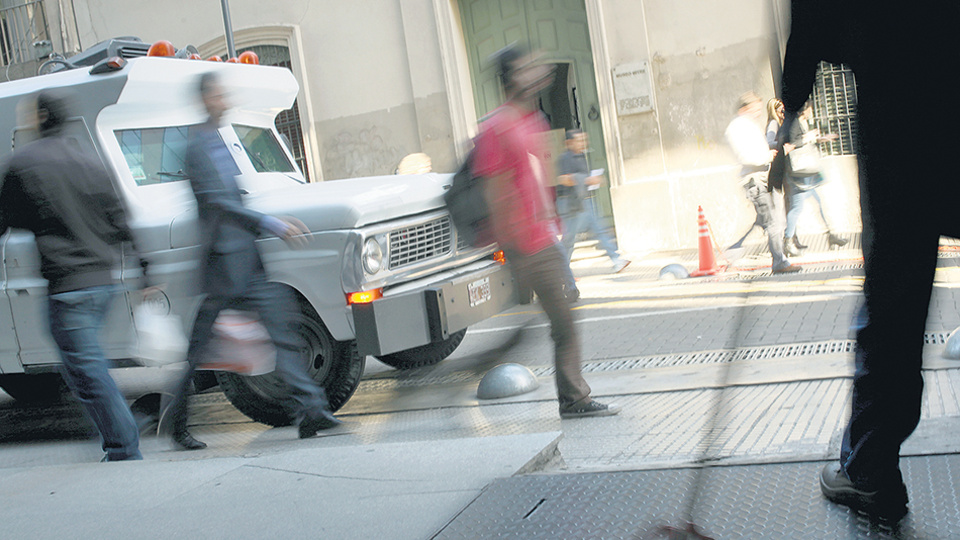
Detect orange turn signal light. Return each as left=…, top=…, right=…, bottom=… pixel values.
left=226, top=57, right=240, bottom=63
left=147, top=40, right=176, bottom=57
left=493, top=250, right=507, bottom=265
left=347, top=289, right=383, bottom=305
left=206, top=55, right=223, bottom=62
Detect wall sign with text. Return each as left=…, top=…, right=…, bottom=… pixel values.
left=613, top=62, right=654, bottom=115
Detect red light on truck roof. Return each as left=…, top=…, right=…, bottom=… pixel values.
left=147, top=40, right=175, bottom=57
left=206, top=55, right=223, bottom=62
left=188, top=53, right=202, bottom=60
left=238, top=51, right=259, bottom=65
left=226, top=57, right=240, bottom=63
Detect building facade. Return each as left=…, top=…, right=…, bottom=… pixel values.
left=5, top=0, right=860, bottom=252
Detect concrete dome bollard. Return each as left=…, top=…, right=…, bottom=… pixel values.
left=944, top=326, right=960, bottom=360
left=658, top=263, right=690, bottom=280
left=477, top=363, right=540, bottom=399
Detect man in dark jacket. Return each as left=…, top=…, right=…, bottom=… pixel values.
left=781, top=0, right=960, bottom=523
left=0, top=91, right=143, bottom=462
left=166, top=72, right=340, bottom=450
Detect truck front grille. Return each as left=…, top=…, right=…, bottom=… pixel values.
left=389, top=216, right=453, bottom=269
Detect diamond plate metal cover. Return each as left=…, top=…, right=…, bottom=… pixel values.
left=434, top=456, right=960, bottom=539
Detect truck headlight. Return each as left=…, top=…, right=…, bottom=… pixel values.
left=362, top=237, right=384, bottom=274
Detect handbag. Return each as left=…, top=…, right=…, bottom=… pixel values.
left=133, top=303, right=189, bottom=367
left=788, top=143, right=821, bottom=176
left=199, top=310, right=277, bottom=376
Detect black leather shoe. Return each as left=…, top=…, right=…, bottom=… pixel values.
left=792, top=234, right=808, bottom=249
left=298, top=410, right=342, bottom=439
left=819, top=463, right=908, bottom=523
left=172, top=431, right=207, bottom=451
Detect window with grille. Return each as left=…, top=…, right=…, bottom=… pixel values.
left=811, top=61, right=858, bottom=156
left=237, top=44, right=311, bottom=180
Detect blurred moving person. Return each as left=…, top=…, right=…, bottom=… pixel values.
left=0, top=91, right=144, bottom=462
left=167, top=72, right=340, bottom=451
left=781, top=101, right=847, bottom=254
left=557, top=129, right=630, bottom=293
left=473, top=44, right=619, bottom=419
left=765, top=98, right=785, bottom=149
left=724, top=92, right=800, bottom=274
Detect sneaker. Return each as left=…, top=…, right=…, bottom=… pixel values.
left=819, top=463, right=908, bottom=523
left=772, top=263, right=802, bottom=274
left=560, top=400, right=621, bottom=419
left=612, top=259, right=631, bottom=274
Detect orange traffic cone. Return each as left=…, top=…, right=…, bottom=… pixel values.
left=690, top=206, right=719, bottom=277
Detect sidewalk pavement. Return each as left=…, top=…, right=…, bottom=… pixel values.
left=4, top=232, right=960, bottom=539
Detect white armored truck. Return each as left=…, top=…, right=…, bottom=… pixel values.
left=0, top=39, right=517, bottom=426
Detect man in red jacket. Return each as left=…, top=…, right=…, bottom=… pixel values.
left=473, top=45, right=619, bottom=419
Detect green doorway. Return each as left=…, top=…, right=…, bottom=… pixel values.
left=458, top=0, right=613, bottom=219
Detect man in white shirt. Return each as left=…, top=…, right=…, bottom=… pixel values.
left=724, top=92, right=800, bottom=274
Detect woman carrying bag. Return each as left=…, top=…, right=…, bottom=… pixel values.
left=782, top=101, right=848, bottom=255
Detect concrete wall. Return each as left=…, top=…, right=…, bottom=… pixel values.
left=593, top=0, right=861, bottom=253
left=70, top=0, right=457, bottom=181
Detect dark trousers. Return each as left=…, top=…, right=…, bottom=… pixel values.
left=507, top=243, right=591, bottom=407
left=168, top=275, right=330, bottom=433
left=838, top=77, right=948, bottom=489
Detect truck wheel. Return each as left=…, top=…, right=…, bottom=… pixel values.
left=0, top=373, right=70, bottom=403
left=375, top=329, right=467, bottom=370
left=215, top=303, right=365, bottom=427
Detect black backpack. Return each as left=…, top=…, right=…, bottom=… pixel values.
left=444, top=148, right=491, bottom=248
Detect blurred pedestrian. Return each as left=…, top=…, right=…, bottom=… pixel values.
left=781, top=101, right=847, bottom=255
left=473, top=44, right=619, bottom=419
left=781, top=0, right=959, bottom=523
left=0, top=91, right=144, bottom=462
left=724, top=92, right=800, bottom=273
left=167, top=72, right=340, bottom=450
left=557, top=129, right=630, bottom=287
left=765, top=98, right=784, bottom=149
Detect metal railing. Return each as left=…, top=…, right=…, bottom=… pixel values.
left=0, top=1, right=50, bottom=67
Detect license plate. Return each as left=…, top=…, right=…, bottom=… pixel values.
left=468, top=277, right=491, bottom=307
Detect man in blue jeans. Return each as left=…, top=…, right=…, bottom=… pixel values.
left=0, top=91, right=144, bottom=462
left=557, top=130, right=630, bottom=299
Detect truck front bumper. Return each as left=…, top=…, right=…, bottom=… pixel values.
left=352, top=261, right=517, bottom=357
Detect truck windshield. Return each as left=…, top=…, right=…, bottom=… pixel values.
left=233, top=125, right=297, bottom=175
left=114, top=125, right=238, bottom=186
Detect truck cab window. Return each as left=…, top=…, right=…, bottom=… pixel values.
left=115, top=126, right=211, bottom=186
left=233, top=125, right=297, bottom=175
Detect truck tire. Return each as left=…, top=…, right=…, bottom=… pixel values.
left=375, top=329, right=467, bottom=370
left=215, top=302, right=365, bottom=427
left=0, top=373, right=71, bottom=404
